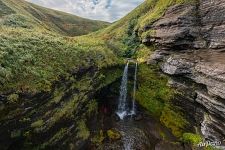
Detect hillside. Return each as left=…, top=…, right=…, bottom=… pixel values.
left=0, top=1, right=122, bottom=149
left=0, top=0, right=109, bottom=36
left=1, top=0, right=225, bottom=149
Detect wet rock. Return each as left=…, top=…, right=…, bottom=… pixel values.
left=155, top=140, right=191, bottom=150
left=134, top=113, right=143, bottom=121
left=113, top=113, right=121, bottom=122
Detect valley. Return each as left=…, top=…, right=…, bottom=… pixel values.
left=0, top=0, right=225, bottom=150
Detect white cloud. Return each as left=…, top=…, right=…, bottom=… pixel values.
left=26, top=0, right=144, bottom=22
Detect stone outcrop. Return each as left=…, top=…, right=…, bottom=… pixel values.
left=145, top=0, right=225, bottom=142
left=154, top=49, right=225, bottom=141
left=143, top=0, right=225, bottom=50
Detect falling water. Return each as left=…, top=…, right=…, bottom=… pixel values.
left=116, top=61, right=129, bottom=120
left=131, top=62, right=137, bottom=115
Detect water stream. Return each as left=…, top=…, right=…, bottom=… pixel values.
left=116, top=62, right=129, bottom=120
left=116, top=61, right=138, bottom=119
left=131, top=62, right=137, bottom=115
left=93, top=62, right=186, bottom=150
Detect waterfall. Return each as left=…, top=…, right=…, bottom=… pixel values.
left=131, top=62, right=137, bottom=115
left=116, top=61, right=129, bottom=120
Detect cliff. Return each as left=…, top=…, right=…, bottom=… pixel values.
left=146, top=0, right=225, bottom=142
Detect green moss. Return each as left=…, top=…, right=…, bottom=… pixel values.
left=91, top=130, right=105, bottom=146
left=136, top=64, right=188, bottom=138
left=31, top=119, right=44, bottom=128
left=48, top=96, right=79, bottom=128
left=141, top=30, right=156, bottom=39
left=51, top=88, right=65, bottom=104
left=76, top=120, right=90, bottom=140
left=86, top=100, right=98, bottom=116
left=135, top=45, right=154, bottom=62
left=182, top=133, right=202, bottom=145
left=107, top=129, right=121, bottom=141
left=48, top=128, right=68, bottom=145
left=136, top=64, right=174, bottom=116
left=7, top=93, right=19, bottom=103
left=160, top=105, right=188, bottom=137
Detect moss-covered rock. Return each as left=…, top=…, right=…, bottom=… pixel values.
left=76, top=120, right=90, bottom=140
left=107, top=129, right=121, bottom=141
left=91, top=130, right=105, bottom=146
left=31, top=120, right=44, bottom=128
left=136, top=64, right=189, bottom=138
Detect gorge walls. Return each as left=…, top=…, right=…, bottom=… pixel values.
left=145, top=0, right=225, bottom=142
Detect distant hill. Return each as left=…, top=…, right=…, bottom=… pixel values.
left=0, top=0, right=110, bottom=36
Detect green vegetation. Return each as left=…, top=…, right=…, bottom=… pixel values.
left=0, top=0, right=109, bottom=36
left=76, top=120, right=90, bottom=140
left=7, top=93, right=19, bottom=103
left=136, top=64, right=174, bottom=116
left=160, top=105, right=188, bottom=137
left=91, top=130, right=105, bottom=146
left=182, top=133, right=202, bottom=145
left=0, top=0, right=15, bottom=17
left=136, top=64, right=188, bottom=137
left=138, top=0, right=196, bottom=29
left=107, top=129, right=121, bottom=141
left=0, top=28, right=120, bottom=93
left=31, top=119, right=44, bottom=128
left=0, top=0, right=202, bottom=148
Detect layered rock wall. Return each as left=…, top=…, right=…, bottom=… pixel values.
left=146, top=0, right=225, bottom=142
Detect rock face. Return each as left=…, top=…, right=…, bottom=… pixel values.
left=143, top=0, right=225, bottom=50
left=159, top=50, right=225, bottom=141
left=0, top=67, right=122, bottom=150
left=145, top=0, right=225, bottom=143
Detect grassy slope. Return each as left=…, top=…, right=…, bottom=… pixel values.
left=0, top=0, right=121, bottom=94
left=0, top=0, right=199, bottom=140
left=0, top=0, right=110, bottom=36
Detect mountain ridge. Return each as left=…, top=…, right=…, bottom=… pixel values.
left=0, top=0, right=110, bottom=36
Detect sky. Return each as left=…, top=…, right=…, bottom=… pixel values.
left=26, top=0, right=145, bottom=22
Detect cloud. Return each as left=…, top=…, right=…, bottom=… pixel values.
left=26, top=0, right=144, bottom=22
